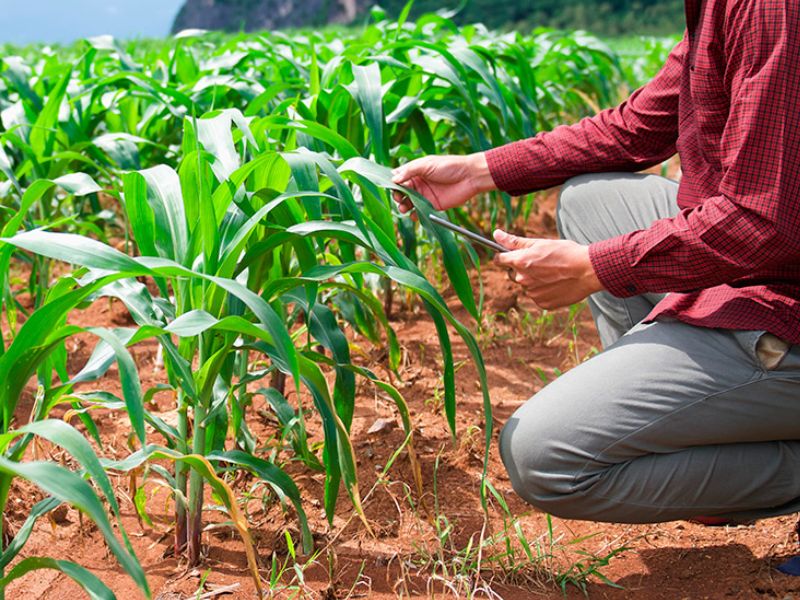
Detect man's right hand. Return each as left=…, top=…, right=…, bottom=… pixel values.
left=391, top=153, right=496, bottom=214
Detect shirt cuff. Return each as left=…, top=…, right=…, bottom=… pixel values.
left=485, top=143, right=535, bottom=197
left=588, top=236, right=641, bottom=298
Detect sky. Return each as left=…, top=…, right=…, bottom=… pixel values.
left=0, top=0, right=186, bottom=45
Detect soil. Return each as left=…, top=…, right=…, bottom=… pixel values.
left=6, top=184, right=800, bottom=600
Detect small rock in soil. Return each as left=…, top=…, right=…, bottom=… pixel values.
left=51, top=504, right=70, bottom=524
left=374, top=555, right=390, bottom=566
left=367, top=417, right=396, bottom=435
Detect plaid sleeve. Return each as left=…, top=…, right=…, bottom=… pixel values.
left=485, top=38, right=685, bottom=196
left=588, top=0, right=800, bottom=296
left=588, top=236, right=642, bottom=298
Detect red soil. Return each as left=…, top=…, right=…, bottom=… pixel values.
left=5, top=185, right=800, bottom=599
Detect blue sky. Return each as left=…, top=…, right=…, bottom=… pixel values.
left=0, top=0, right=186, bottom=45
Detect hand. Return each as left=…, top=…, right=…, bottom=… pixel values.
left=493, top=230, right=605, bottom=310
left=391, top=153, right=496, bottom=215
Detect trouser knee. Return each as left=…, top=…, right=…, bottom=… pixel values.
left=499, top=412, right=590, bottom=519
left=556, top=174, right=603, bottom=242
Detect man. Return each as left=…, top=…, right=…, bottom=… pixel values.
left=392, top=0, right=800, bottom=524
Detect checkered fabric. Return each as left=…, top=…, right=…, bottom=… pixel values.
left=486, top=0, right=800, bottom=343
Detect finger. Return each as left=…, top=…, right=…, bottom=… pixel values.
left=493, top=249, right=528, bottom=269
left=394, top=174, right=423, bottom=197
left=394, top=196, right=418, bottom=220
left=505, top=271, right=533, bottom=289
left=393, top=190, right=410, bottom=207
left=494, top=252, right=513, bottom=268
left=493, top=229, right=537, bottom=251
left=406, top=176, right=444, bottom=211
left=392, top=158, right=423, bottom=184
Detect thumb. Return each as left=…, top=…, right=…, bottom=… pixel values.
left=392, top=160, right=421, bottom=184
left=393, top=156, right=434, bottom=184
left=493, top=229, right=536, bottom=250
left=391, top=166, right=408, bottom=184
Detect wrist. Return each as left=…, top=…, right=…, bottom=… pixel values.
left=468, top=152, right=496, bottom=195
left=577, top=244, right=604, bottom=294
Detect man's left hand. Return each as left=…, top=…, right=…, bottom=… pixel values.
left=493, top=230, right=605, bottom=310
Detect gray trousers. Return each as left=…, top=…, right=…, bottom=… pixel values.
left=499, top=173, right=800, bottom=523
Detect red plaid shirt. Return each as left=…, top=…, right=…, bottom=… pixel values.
left=486, top=0, right=800, bottom=343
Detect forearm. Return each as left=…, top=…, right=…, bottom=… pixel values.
left=486, top=112, right=677, bottom=196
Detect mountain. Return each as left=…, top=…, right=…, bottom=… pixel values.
left=171, top=0, right=372, bottom=33
left=171, top=0, right=684, bottom=36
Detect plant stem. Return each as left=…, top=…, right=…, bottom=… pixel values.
left=270, top=369, right=286, bottom=396
left=0, top=475, right=11, bottom=600
left=187, top=401, right=207, bottom=565
left=383, top=279, right=393, bottom=320
left=0, top=518, right=3, bottom=600
left=174, top=395, right=189, bottom=556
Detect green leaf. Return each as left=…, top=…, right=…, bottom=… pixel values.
left=196, top=109, right=256, bottom=181
left=208, top=450, right=312, bottom=553
left=14, top=420, right=122, bottom=518
left=4, top=230, right=144, bottom=274
left=86, top=329, right=147, bottom=444
left=339, top=158, right=479, bottom=321
left=2, top=232, right=300, bottom=387
left=347, top=63, right=387, bottom=163
left=0, top=458, right=149, bottom=598
left=0, top=557, right=116, bottom=600
left=123, top=171, right=158, bottom=259
left=287, top=290, right=356, bottom=430
left=0, top=497, right=60, bottom=571
left=51, top=173, right=102, bottom=196
left=125, top=165, right=189, bottom=263
left=29, top=64, right=71, bottom=161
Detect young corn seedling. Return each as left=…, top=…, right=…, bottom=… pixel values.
left=0, top=108, right=491, bottom=591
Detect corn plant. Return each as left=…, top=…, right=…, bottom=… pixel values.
left=0, top=101, right=495, bottom=592
left=0, top=281, right=151, bottom=599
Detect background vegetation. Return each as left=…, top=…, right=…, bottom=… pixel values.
left=376, top=0, right=685, bottom=36
left=172, top=0, right=685, bottom=37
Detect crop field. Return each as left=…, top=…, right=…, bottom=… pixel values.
left=5, top=9, right=783, bottom=600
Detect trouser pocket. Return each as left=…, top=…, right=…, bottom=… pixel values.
left=731, top=330, right=791, bottom=371
left=756, top=333, right=791, bottom=371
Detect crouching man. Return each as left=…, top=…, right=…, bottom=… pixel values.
left=393, top=0, right=800, bottom=524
